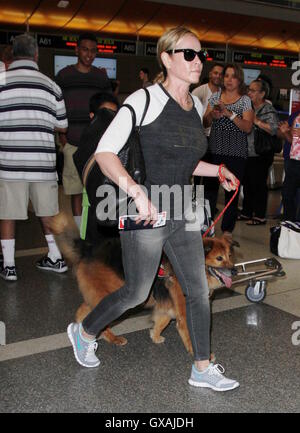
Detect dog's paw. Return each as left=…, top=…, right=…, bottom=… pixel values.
left=186, top=344, right=193, bottom=355
left=114, top=336, right=127, bottom=346
left=150, top=329, right=165, bottom=344
left=210, top=352, right=216, bottom=363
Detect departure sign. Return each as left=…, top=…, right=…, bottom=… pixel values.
left=145, top=43, right=157, bottom=56
left=205, top=49, right=226, bottom=62
left=36, top=34, right=136, bottom=54
left=233, top=51, right=297, bottom=68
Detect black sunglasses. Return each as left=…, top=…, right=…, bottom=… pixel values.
left=166, top=48, right=208, bottom=63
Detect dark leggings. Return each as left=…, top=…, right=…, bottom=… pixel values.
left=242, top=155, right=273, bottom=219
left=82, top=219, right=211, bottom=361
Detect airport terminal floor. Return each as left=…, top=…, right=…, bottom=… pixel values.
left=0, top=170, right=300, bottom=413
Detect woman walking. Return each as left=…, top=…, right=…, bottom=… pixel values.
left=67, top=27, right=240, bottom=392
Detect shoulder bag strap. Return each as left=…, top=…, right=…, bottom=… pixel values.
left=121, top=87, right=150, bottom=133
left=138, top=87, right=150, bottom=132
left=256, top=104, right=277, bottom=119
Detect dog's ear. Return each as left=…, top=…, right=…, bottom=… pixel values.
left=203, top=239, right=214, bottom=256
left=164, top=260, right=174, bottom=276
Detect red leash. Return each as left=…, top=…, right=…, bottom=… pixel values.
left=202, top=180, right=240, bottom=239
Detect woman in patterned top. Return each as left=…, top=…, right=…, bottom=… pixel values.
left=203, top=64, right=253, bottom=235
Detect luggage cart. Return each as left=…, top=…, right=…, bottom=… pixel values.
left=231, top=257, right=285, bottom=303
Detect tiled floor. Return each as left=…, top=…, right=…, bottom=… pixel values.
left=0, top=184, right=300, bottom=413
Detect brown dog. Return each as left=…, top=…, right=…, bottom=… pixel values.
left=150, top=235, right=236, bottom=355
left=51, top=214, right=235, bottom=350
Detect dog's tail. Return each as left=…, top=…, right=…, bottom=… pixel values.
left=49, top=212, right=81, bottom=265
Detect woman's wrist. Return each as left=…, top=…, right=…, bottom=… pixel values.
left=128, top=183, right=143, bottom=200
left=217, top=164, right=226, bottom=183
left=228, top=111, right=237, bottom=121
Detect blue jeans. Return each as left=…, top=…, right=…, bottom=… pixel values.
left=82, top=219, right=211, bottom=361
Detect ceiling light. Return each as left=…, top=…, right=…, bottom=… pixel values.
left=57, top=1, right=69, bottom=8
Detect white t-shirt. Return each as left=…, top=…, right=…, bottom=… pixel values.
left=192, top=83, right=216, bottom=136
left=192, top=83, right=212, bottom=114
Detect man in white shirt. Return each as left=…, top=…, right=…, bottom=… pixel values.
left=192, top=63, right=224, bottom=136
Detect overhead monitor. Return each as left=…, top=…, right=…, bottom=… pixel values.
left=243, top=68, right=261, bottom=86
left=54, top=55, right=117, bottom=79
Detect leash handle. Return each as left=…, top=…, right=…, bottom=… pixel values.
left=202, top=180, right=240, bottom=239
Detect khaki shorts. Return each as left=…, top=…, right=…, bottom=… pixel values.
left=0, top=180, right=59, bottom=220
left=62, top=142, right=83, bottom=195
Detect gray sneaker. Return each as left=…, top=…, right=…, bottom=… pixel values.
left=36, top=256, right=68, bottom=273
left=188, top=363, right=239, bottom=392
left=67, top=323, right=100, bottom=368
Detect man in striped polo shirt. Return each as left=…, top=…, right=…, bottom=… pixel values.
left=0, top=33, right=68, bottom=281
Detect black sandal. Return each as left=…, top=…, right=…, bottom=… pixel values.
left=237, top=214, right=251, bottom=221
left=246, top=218, right=267, bottom=226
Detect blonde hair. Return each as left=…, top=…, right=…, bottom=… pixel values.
left=152, top=71, right=165, bottom=84
left=157, top=27, right=199, bottom=78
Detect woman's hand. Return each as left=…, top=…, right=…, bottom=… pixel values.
left=279, top=120, right=300, bottom=138
left=253, top=115, right=261, bottom=127
left=134, top=191, right=158, bottom=226
left=278, top=121, right=293, bottom=143
left=278, top=121, right=290, bottom=135
left=216, top=100, right=235, bottom=119
left=220, top=166, right=240, bottom=192
left=217, top=101, right=231, bottom=118
left=211, top=108, right=223, bottom=119
left=211, top=100, right=225, bottom=119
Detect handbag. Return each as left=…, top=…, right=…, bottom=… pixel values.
left=254, top=128, right=282, bottom=155
left=270, top=221, right=300, bottom=259
left=254, top=110, right=282, bottom=156
left=82, top=88, right=150, bottom=229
